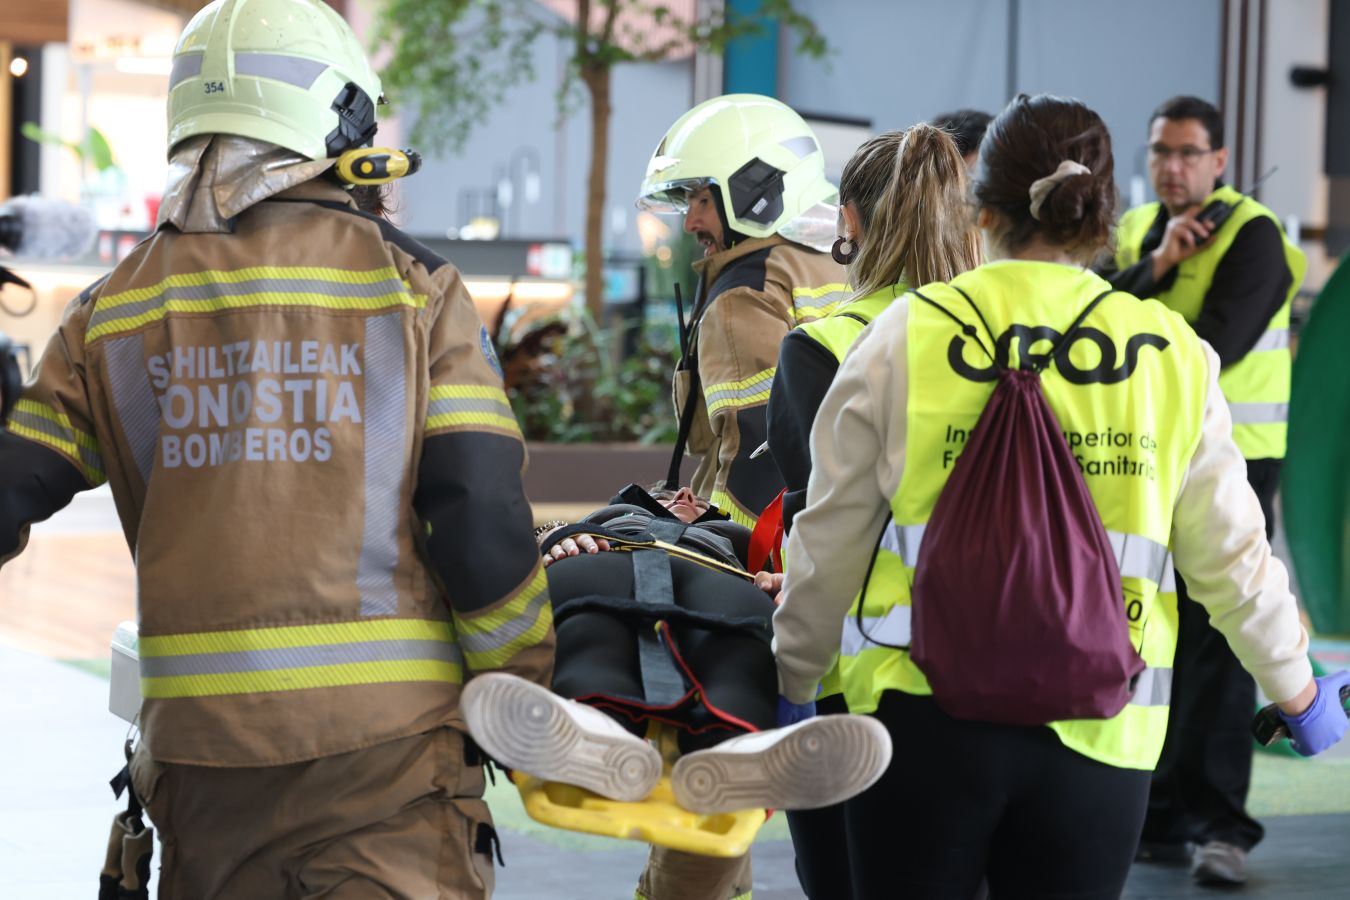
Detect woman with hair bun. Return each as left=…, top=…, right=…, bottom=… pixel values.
left=772, top=94, right=1341, bottom=897
left=765, top=123, right=980, bottom=899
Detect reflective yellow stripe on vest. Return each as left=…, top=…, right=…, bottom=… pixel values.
left=838, top=263, right=1208, bottom=770
left=795, top=286, right=903, bottom=702
left=139, top=619, right=463, bottom=698
left=1115, top=188, right=1305, bottom=459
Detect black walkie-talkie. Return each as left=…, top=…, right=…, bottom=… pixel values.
left=1193, top=166, right=1279, bottom=233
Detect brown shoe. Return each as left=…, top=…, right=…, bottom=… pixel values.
left=1191, top=840, right=1248, bottom=886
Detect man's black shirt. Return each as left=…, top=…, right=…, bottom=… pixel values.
left=1098, top=208, right=1292, bottom=366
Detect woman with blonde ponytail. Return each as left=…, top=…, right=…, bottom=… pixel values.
left=764, top=123, right=979, bottom=900
left=774, top=94, right=1335, bottom=898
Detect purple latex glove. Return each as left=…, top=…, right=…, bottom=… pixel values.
left=777, top=695, right=816, bottom=728
left=1278, top=669, right=1350, bottom=757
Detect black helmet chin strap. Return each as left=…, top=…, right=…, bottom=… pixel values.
left=711, top=189, right=751, bottom=249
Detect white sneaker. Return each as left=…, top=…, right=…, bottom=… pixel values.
left=461, top=673, right=662, bottom=802
left=670, top=714, right=892, bottom=814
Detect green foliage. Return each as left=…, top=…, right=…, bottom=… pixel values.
left=504, top=311, right=679, bottom=443
left=372, top=0, right=829, bottom=155
left=372, top=0, right=548, bottom=155
left=20, top=123, right=119, bottom=172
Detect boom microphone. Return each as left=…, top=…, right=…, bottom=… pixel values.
left=0, top=195, right=97, bottom=258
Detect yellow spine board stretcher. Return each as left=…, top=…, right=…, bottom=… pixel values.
left=514, top=531, right=768, bottom=857
left=512, top=723, right=768, bottom=858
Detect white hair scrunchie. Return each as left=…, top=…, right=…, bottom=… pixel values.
left=1028, top=160, right=1092, bottom=222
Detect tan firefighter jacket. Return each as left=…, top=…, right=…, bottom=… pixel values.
left=673, top=235, right=846, bottom=527
left=0, top=140, right=553, bottom=767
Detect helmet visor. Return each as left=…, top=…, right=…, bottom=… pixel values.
left=635, top=177, right=716, bottom=214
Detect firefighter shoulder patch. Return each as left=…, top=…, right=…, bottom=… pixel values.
left=480, top=325, right=504, bottom=380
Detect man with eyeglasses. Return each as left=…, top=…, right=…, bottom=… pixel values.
left=1098, top=95, right=1307, bottom=888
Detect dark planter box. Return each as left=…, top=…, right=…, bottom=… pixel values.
left=523, top=442, right=697, bottom=503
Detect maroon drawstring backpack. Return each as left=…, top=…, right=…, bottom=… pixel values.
left=863, top=285, right=1144, bottom=726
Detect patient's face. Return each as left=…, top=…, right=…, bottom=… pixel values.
left=657, top=486, right=710, bottom=523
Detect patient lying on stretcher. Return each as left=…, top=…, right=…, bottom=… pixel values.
left=461, top=484, right=892, bottom=815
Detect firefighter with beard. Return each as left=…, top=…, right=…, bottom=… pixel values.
left=637, top=95, right=847, bottom=528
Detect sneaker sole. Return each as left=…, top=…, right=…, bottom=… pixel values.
left=671, top=715, right=893, bottom=814
left=461, top=674, right=662, bottom=802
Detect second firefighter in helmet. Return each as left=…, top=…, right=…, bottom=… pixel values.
left=638, top=94, right=846, bottom=528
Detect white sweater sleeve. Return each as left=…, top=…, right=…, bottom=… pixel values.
left=1170, top=342, right=1312, bottom=703
left=772, top=297, right=911, bottom=703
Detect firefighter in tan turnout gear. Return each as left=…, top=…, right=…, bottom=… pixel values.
left=0, top=1, right=551, bottom=896
left=638, top=94, right=847, bottom=528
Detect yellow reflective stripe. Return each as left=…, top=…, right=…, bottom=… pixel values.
left=86, top=265, right=426, bottom=344
left=426, top=384, right=522, bottom=434
left=88, top=292, right=426, bottom=343
left=429, top=384, right=511, bottom=402
left=793, top=282, right=849, bottom=299
left=141, top=659, right=462, bottom=699
left=139, top=618, right=455, bottom=657
left=96, top=265, right=407, bottom=309
left=426, top=412, right=523, bottom=434
left=9, top=399, right=105, bottom=482
left=710, top=490, right=757, bottom=528
left=792, top=282, right=850, bottom=321
left=456, top=569, right=546, bottom=638
left=705, top=368, right=775, bottom=414
left=456, top=568, right=552, bottom=671
left=462, top=605, right=553, bottom=671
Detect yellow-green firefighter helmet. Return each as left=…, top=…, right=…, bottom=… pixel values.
left=636, top=94, right=837, bottom=240
left=167, top=0, right=383, bottom=160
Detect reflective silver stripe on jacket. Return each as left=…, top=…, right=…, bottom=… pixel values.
left=879, top=520, right=926, bottom=567
left=1129, top=666, right=1173, bottom=707
left=703, top=369, right=775, bottom=409
left=8, top=405, right=104, bottom=476
left=357, top=314, right=407, bottom=616
left=840, top=605, right=912, bottom=657
left=104, top=333, right=162, bottom=484
left=427, top=395, right=514, bottom=418
left=881, top=519, right=1175, bottom=590
left=140, top=638, right=463, bottom=679
left=1248, top=328, right=1290, bottom=353
left=1229, top=402, right=1288, bottom=425
left=792, top=289, right=850, bottom=317
left=87, top=274, right=409, bottom=335
left=457, top=587, right=552, bottom=660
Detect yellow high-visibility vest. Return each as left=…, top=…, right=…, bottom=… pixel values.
left=797, top=284, right=901, bottom=360
left=791, top=285, right=901, bottom=702
left=839, top=260, right=1209, bottom=770
left=1115, top=186, right=1305, bottom=460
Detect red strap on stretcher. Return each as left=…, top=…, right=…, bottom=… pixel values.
left=747, top=489, right=786, bottom=574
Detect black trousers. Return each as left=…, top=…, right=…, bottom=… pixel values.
left=846, top=691, right=1150, bottom=899
left=786, top=692, right=853, bottom=899
left=546, top=551, right=778, bottom=753
left=1141, top=458, right=1280, bottom=851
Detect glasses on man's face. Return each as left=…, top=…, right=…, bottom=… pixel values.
left=1148, top=144, right=1216, bottom=167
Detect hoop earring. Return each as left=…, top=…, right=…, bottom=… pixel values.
left=831, top=236, right=857, bottom=265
